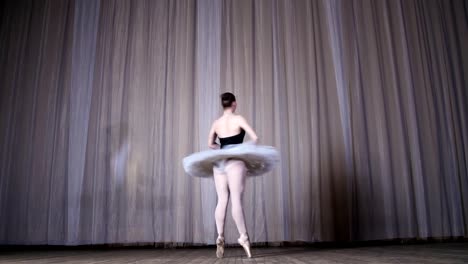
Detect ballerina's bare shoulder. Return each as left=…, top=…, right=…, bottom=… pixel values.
left=213, top=114, right=258, bottom=141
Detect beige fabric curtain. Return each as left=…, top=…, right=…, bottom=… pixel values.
left=0, top=0, right=467, bottom=245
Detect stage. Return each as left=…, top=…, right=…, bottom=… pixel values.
left=1, top=0, right=468, bottom=262
left=1, top=242, right=467, bottom=263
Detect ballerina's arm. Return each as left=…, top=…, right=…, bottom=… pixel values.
left=238, top=115, right=258, bottom=144
left=207, top=122, right=219, bottom=149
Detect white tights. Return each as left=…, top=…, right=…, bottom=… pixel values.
left=213, top=159, right=248, bottom=239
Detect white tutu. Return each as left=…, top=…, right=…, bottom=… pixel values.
left=182, top=142, right=280, bottom=177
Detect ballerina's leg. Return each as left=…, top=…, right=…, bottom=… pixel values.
left=213, top=164, right=229, bottom=237
left=225, top=159, right=248, bottom=236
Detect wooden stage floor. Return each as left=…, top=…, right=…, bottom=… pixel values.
left=1, top=242, right=467, bottom=263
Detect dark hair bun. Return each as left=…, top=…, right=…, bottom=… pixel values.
left=221, top=92, right=236, bottom=108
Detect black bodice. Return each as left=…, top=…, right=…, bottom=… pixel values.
left=219, top=129, right=245, bottom=148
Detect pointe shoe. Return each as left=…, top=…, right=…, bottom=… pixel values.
left=216, top=236, right=225, bottom=258
left=238, top=235, right=252, bottom=258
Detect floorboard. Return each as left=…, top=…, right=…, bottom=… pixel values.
left=1, top=242, right=467, bottom=263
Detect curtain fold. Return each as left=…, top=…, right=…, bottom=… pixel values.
left=0, top=0, right=467, bottom=245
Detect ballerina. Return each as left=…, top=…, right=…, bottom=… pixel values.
left=183, top=92, right=279, bottom=258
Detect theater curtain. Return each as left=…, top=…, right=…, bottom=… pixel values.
left=0, top=0, right=467, bottom=245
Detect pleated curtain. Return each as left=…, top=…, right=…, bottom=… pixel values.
left=0, top=0, right=467, bottom=245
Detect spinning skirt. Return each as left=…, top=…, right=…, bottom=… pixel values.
left=182, top=143, right=280, bottom=177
